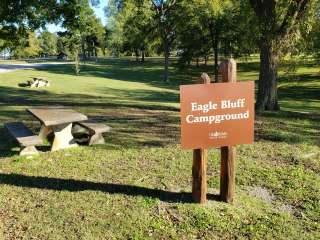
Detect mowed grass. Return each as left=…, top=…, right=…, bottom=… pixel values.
left=0, top=58, right=319, bottom=239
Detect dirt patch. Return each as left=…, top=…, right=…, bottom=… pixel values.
left=248, top=186, right=294, bottom=214
left=249, top=186, right=276, bottom=205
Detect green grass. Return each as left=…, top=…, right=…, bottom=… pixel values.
left=0, top=58, right=319, bottom=239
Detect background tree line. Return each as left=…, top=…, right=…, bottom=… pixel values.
left=0, top=0, right=107, bottom=75
left=105, top=0, right=320, bottom=111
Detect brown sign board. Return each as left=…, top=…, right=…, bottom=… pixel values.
left=180, top=81, right=254, bottom=149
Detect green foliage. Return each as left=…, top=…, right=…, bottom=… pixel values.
left=58, top=0, right=106, bottom=73
left=121, top=0, right=154, bottom=60
left=38, top=31, right=58, bottom=57
left=249, top=0, right=316, bottom=111
left=249, top=0, right=316, bottom=54
left=57, top=32, right=82, bottom=74
left=68, top=32, right=82, bottom=75
left=0, top=0, right=59, bottom=48
left=12, top=32, right=41, bottom=58
left=106, top=0, right=154, bottom=57
left=304, top=2, right=320, bottom=61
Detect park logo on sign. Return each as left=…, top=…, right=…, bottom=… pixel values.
left=180, top=81, right=254, bottom=149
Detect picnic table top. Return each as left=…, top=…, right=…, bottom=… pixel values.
left=27, top=107, right=88, bottom=126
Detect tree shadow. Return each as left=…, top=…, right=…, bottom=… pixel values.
left=1, top=58, right=319, bottom=149
left=0, top=86, right=179, bottom=111
left=0, top=173, right=220, bottom=203
left=279, top=84, right=320, bottom=102
left=0, top=128, right=19, bottom=158
left=37, top=58, right=208, bottom=91
left=0, top=85, right=180, bottom=151
left=255, top=110, right=320, bottom=144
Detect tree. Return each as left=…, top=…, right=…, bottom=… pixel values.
left=151, top=0, right=178, bottom=82
left=194, top=0, right=234, bottom=81
left=105, top=0, right=126, bottom=56
left=58, top=0, right=105, bottom=74
left=0, top=0, right=59, bottom=44
left=106, top=0, right=179, bottom=80
left=305, top=2, right=320, bottom=60
left=80, top=14, right=106, bottom=61
left=122, top=0, right=154, bottom=62
left=249, top=0, right=313, bottom=111
left=39, top=31, right=58, bottom=57
left=175, top=1, right=211, bottom=67
left=106, top=0, right=153, bottom=60
left=13, top=32, right=41, bottom=58
left=176, top=0, right=255, bottom=79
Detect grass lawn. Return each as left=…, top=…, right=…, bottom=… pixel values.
left=0, top=58, right=319, bottom=239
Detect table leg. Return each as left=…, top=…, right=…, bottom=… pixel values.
left=51, top=123, right=77, bottom=151
left=39, top=125, right=53, bottom=141
left=89, top=132, right=105, bottom=145
left=20, top=146, right=39, bottom=156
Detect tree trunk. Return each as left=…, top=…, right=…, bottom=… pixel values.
left=164, top=42, right=169, bottom=82
left=210, top=25, right=219, bottom=82
left=141, top=50, right=145, bottom=63
left=81, top=42, right=85, bottom=60
left=93, top=42, right=97, bottom=63
left=256, top=40, right=280, bottom=112
left=74, top=50, right=80, bottom=75
left=214, top=36, right=219, bottom=83
left=94, top=48, right=98, bottom=63
left=135, top=49, right=139, bottom=62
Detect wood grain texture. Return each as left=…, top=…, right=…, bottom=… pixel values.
left=192, top=72, right=211, bottom=204
left=218, top=59, right=237, bottom=203
left=192, top=148, right=207, bottom=204
left=220, top=146, right=236, bottom=202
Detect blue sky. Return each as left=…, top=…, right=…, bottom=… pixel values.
left=47, top=1, right=108, bottom=33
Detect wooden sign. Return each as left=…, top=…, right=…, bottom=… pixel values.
left=180, top=82, right=254, bottom=149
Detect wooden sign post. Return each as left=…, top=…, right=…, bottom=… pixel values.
left=180, top=58, right=254, bottom=204
left=219, top=59, right=236, bottom=203
left=192, top=73, right=211, bottom=204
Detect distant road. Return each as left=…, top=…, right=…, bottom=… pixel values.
left=0, top=62, right=70, bottom=74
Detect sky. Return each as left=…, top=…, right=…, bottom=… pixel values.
left=46, top=1, right=108, bottom=33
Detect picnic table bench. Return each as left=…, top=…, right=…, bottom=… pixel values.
left=27, top=107, right=88, bottom=152
left=4, top=122, right=42, bottom=156
left=4, top=107, right=111, bottom=155
left=75, top=121, right=111, bottom=145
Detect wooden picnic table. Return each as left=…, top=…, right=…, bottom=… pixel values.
left=27, top=107, right=88, bottom=151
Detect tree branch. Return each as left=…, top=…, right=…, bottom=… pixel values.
left=277, top=0, right=311, bottom=39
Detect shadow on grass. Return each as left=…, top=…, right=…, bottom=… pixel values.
left=0, top=85, right=180, bottom=151
left=37, top=58, right=211, bottom=90
left=0, top=173, right=220, bottom=203
left=0, top=127, right=23, bottom=158
left=255, top=110, right=320, bottom=144
left=237, top=61, right=259, bottom=74
left=0, top=86, right=179, bottom=111
left=279, top=84, right=320, bottom=102
left=1, top=58, right=319, bottom=150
